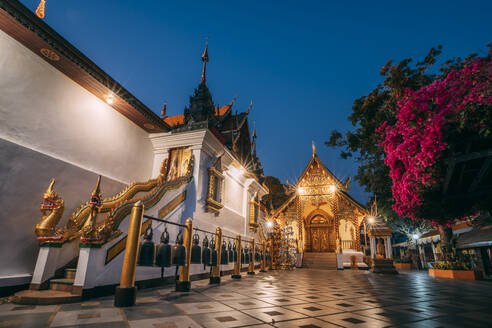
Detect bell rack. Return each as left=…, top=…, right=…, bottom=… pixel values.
left=143, top=214, right=262, bottom=247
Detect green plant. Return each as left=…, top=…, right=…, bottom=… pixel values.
left=394, top=258, right=412, bottom=263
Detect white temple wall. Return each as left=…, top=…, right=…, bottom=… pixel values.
left=0, top=30, right=154, bottom=184
left=0, top=30, right=154, bottom=287
left=0, top=139, right=126, bottom=286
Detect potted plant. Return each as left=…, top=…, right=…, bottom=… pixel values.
left=429, top=260, right=481, bottom=280
left=393, top=258, right=413, bottom=269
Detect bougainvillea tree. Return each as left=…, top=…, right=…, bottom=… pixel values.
left=378, top=48, right=491, bottom=225
left=327, top=45, right=491, bottom=242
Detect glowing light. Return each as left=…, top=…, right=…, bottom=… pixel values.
left=368, top=216, right=375, bottom=224
left=229, top=166, right=243, bottom=178
left=412, top=234, right=419, bottom=240
left=106, top=94, right=114, bottom=105
left=297, top=187, right=304, bottom=194
left=266, top=221, right=273, bottom=228
left=329, top=185, right=336, bottom=192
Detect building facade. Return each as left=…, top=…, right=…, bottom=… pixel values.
left=0, top=0, right=267, bottom=296
left=271, top=146, right=368, bottom=268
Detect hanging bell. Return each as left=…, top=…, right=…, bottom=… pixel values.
left=233, top=243, right=238, bottom=262
left=155, top=227, right=172, bottom=267
left=244, top=247, right=250, bottom=264
left=210, top=238, right=218, bottom=267
left=138, top=225, right=155, bottom=266
left=220, top=241, right=228, bottom=265
left=190, top=232, right=201, bottom=264
left=228, top=241, right=234, bottom=262
left=172, top=230, right=186, bottom=266
left=202, top=235, right=211, bottom=268
left=241, top=248, right=245, bottom=264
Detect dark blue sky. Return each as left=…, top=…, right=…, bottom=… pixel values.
left=20, top=0, right=491, bottom=204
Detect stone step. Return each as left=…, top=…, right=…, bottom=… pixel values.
left=50, top=278, right=74, bottom=292
left=65, top=269, right=76, bottom=280
left=12, top=290, right=81, bottom=305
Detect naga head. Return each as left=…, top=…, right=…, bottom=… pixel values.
left=41, top=179, right=63, bottom=212
left=89, top=175, right=102, bottom=207
left=37, top=178, right=65, bottom=238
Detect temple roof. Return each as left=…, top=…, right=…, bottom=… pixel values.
left=271, top=146, right=366, bottom=217
left=0, top=0, right=169, bottom=133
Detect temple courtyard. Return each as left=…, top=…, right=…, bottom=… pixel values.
left=1, top=269, right=491, bottom=328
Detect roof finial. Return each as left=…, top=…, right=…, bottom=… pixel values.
left=36, top=0, right=46, bottom=19
left=312, top=141, right=316, bottom=156
left=246, top=100, right=253, bottom=115
left=252, top=121, right=257, bottom=156
left=161, top=101, right=167, bottom=118
left=200, top=37, right=209, bottom=84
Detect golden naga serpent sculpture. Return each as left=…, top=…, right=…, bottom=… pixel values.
left=35, top=150, right=194, bottom=246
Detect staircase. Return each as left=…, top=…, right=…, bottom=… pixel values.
left=13, top=268, right=81, bottom=305
left=303, top=252, right=337, bottom=270
left=49, top=268, right=76, bottom=292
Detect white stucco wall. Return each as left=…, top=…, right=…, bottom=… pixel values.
left=0, top=30, right=154, bottom=184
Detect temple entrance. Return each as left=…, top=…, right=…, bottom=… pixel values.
left=307, top=215, right=335, bottom=252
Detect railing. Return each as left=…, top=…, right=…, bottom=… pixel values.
left=341, top=240, right=357, bottom=250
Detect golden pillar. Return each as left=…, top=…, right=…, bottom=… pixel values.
left=115, top=201, right=144, bottom=307
left=248, top=238, right=255, bottom=275
left=260, top=241, right=267, bottom=272
left=176, top=218, right=193, bottom=291
left=232, top=235, right=242, bottom=279
left=210, top=227, right=222, bottom=284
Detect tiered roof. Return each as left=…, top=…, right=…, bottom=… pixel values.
left=161, top=43, right=264, bottom=179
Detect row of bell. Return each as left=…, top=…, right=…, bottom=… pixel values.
left=137, top=227, right=268, bottom=267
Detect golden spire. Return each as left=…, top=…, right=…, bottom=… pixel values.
left=246, top=100, right=253, bottom=115
left=200, top=37, right=209, bottom=84
left=36, top=0, right=46, bottom=19
left=251, top=121, right=257, bottom=156
left=312, top=141, right=316, bottom=157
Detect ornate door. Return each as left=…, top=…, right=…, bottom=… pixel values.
left=309, top=216, right=332, bottom=252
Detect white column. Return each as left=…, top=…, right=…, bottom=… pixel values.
left=370, top=237, right=376, bottom=259
left=386, top=236, right=392, bottom=259
left=431, top=242, right=438, bottom=261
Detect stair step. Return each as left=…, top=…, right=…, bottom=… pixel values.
left=12, top=290, right=81, bottom=305
left=65, top=269, right=76, bottom=279
left=50, top=278, right=74, bottom=292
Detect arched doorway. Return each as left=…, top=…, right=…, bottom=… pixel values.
left=307, top=215, right=335, bottom=252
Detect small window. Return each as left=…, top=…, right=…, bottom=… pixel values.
left=206, top=157, right=224, bottom=214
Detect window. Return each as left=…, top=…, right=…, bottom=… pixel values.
left=249, top=193, right=260, bottom=229
left=206, top=157, right=224, bottom=214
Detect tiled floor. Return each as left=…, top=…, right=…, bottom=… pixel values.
left=1, top=269, right=492, bottom=327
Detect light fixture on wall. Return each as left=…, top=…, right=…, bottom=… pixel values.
left=106, top=94, right=114, bottom=105
left=412, top=234, right=419, bottom=240
left=329, top=185, right=336, bottom=193
left=228, top=166, right=243, bottom=179
left=266, top=221, right=274, bottom=228
left=368, top=216, right=375, bottom=224
left=297, top=187, right=304, bottom=194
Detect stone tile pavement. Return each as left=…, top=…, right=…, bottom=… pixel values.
left=1, top=269, right=491, bottom=327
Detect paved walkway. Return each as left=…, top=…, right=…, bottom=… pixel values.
left=1, top=269, right=492, bottom=327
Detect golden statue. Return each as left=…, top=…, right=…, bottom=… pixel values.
left=35, top=179, right=64, bottom=238
left=376, top=238, right=385, bottom=258
left=81, top=176, right=103, bottom=240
